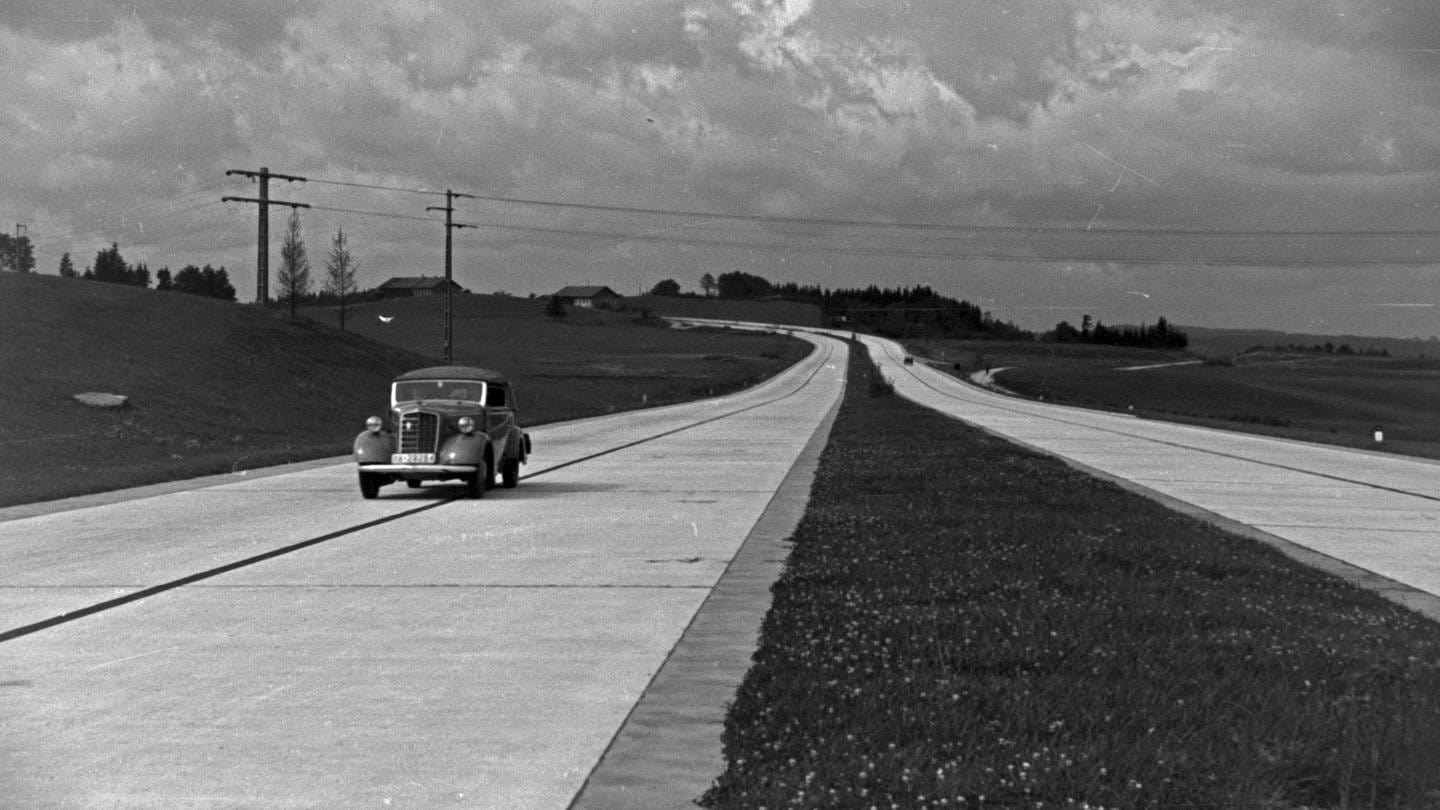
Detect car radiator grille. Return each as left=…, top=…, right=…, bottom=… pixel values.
left=398, top=411, right=439, bottom=454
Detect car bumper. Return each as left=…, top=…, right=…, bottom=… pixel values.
left=358, top=463, right=479, bottom=475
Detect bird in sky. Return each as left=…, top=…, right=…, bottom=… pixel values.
left=378, top=315, right=394, bottom=323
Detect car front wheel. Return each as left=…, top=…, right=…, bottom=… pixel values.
left=465, top=460, right=487, bottom=499
left=359, top=472, right=382, bottom=499
left=501, top=457, right=520, bottom=488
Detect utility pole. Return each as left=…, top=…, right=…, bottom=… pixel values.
left=426, top=190, right=475, bottom=364
left=223, top=167, right=307, bottom=304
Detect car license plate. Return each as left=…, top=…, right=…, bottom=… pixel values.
left=391, top=453, right=436, bottom=464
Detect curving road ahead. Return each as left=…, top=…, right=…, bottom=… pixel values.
left=852, top=332, right=1440, bottom=620
left=0, top=333, right=847, bottom=809
left=679, top=318, right=1440, bottom=620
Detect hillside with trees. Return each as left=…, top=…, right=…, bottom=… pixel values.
left=675, top=270, right=1035, bottom=341
left=66, top=242, right=238, bottom=301
left=818, top=283, right=1034, bottom=341
left=1043, top=314, right=1188, bottom=350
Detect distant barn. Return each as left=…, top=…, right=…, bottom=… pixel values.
left=378, top=276, right=469, bottom=299
left=553, top=285, right=621, bottom=309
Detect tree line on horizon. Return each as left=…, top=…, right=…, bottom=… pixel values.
left=1046, top=313, right=1189, bottom=350
left=648, top=270, right=1188, bottom=348
left=41, top=212, right=365, bottom=328
left=23, top=225, right=1183, bottom=349
left=58, top=242, right=239, bottom=301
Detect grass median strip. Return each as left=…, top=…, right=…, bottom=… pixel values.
left=701, top=346, right=1440, bottom=809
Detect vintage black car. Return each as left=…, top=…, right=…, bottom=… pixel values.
left=353, top=366, right=531, bottom=499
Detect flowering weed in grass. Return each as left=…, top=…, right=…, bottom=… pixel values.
left=702, top=346, right=1440, bottom=809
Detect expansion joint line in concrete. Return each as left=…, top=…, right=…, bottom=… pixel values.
left=0, top=340, right=842, bottom=646
left=0, top=499, right=452, bottom=644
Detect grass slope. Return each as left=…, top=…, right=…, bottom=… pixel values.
left=0, top=275, right=805, bottom=507
left=1, top=273, right=435, bottom=506
left=703, top=345, right=1440, bottom=809
left=304, top=294, right=810, bottom=425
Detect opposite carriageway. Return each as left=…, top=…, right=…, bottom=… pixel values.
left=683, top=318, right=1440, bottom=621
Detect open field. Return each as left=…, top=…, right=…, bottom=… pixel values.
left=908, top=337, right=1440, bottom=461
left=0, top=274, right=806, bottom=507
left=1182, top=325, right=1440, bottom=360
left=304, top=293, right=810, bottom=427
left=704, top=344, right=1440, bottom=809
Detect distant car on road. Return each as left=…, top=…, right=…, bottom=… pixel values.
left=353, top=366, right=531, bottom=499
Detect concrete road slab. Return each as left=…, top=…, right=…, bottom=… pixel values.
left=5, top=587, right=699, bottom=809
left=0, top=334, right=848, bottom=808
left=849, top=332, right=1440, bottom=621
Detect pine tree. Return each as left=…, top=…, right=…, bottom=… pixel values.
left=323, top=227, right=360, bottom=330
left=93, top=243, right=128, bottom=284
left=277, top=210, right=310, bottom=320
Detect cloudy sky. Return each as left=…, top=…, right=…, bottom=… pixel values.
left=4, top=0, right=1440, bottom=337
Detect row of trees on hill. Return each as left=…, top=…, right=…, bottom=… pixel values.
left=820, top=284, right=1035, bottom=340
left=1251, top=342, right=1389, bottom=357
left=648, top=270, right=1188, bottom=347
left=647, top=270, right=1034, bottom=341
left=48, top=212, right=364, bottom=327
left=60, top=243, right=238, bottom=301
left=1044, top=314, right=1189, bottom=349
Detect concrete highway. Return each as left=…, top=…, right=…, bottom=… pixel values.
left=0, top=332, right=847, bottom=809
left=9, top=317, right=1438, bottom=808
left=678, top=318, right=1440, bottom=620
left=852, top=332, right=1440, bottom=621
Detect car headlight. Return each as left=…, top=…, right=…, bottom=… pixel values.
left=458, top=416, right=476, bottom=434
left=366, top=416, right=384, bottom=433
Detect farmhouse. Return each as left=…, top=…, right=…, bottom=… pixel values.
left=553, top=285, right=622, bottom=309
left=377, top=276, right=469, bottom=298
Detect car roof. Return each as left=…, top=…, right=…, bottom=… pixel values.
left=392, top=366, right=509, bottom=384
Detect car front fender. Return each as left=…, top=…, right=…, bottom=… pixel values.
left=439, top=432, right=489, bottom=465
left=354, top=430, right=395, bottom=464
left=499, top=425, right=530, bottom=462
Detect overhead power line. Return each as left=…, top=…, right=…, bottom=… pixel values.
left=306, top=177, right=450, bottom=196
left=450, top=192, right=1440, bottom=240
left=299, top=171, right=1440, bottom=239
left=461, top=218, right=1440, bottom=267
left=305, top=203, right=436, bottom=223
left=221, top=170, right=1440, bottom=269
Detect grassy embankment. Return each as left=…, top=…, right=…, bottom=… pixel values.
left=0, top=273, right=809, bottom=507
left=909, top=338, right=1440, bottom=461
left=703, top=345, right=1440, bottom=809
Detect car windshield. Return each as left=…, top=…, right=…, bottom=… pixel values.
left=392, top=380, right=487, bottom=405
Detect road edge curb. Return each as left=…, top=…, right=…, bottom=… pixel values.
left=567, top=358, right=846, bottom=809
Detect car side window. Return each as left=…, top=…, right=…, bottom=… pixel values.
left=488, top=386, right=507, bottom=407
